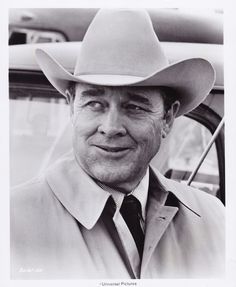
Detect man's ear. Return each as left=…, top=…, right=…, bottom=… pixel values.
left=163, top=100, right=180, bottom=136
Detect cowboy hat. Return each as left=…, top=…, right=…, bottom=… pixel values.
left=35, top=9, right=215, bottom=117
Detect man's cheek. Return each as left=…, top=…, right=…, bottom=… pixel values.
left=142, top=127, right=162, bottom=154
left=73, top=119, right=96, bottom=137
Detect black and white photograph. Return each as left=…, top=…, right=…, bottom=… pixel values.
left=1, top=1, right=235, bottom=285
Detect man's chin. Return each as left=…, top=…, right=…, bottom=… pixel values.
left=89, top=166, right=136, bottom=187
left=93, top=171, right=129, bottom=185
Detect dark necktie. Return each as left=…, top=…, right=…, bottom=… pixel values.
left=120, top=195, right=144, bottom=258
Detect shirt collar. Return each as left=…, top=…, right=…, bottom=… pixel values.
left=97, top=168, right=149, bottom=220
left=132, top=168, right=149, bottom=220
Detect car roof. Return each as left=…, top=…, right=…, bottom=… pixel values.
left=9, top=41, right=223, bottom=90
left=9, top=8, right=223, bottom=44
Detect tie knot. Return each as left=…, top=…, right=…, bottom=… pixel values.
left=120, top=195, right=142, bottom=217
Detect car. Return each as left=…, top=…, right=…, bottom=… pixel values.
left=9, top=8, right=224, bottom=204
left=9, top=8, right=223, bottom=44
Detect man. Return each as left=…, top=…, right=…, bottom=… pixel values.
left=10, top=9, right=224, bottom=279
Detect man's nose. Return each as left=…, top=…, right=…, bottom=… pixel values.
left=97, top=108, right=127, bottom=137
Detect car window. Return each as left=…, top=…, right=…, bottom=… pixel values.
left=10, top=86, right=69, bottom=186
left=151, top=117, right=219, bottom=197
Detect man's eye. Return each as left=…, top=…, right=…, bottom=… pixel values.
left=125, top=104, right=146, bottom=112
left=85, top=101, right=104, bottom=111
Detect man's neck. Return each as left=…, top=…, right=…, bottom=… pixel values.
left=96, top=170, right=148, bottom=195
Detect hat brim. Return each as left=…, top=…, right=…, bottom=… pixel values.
left=35, top=48, right=215, bottom=117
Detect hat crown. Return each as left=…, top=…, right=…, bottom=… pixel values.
left=75, top=9, right=168, bottom=78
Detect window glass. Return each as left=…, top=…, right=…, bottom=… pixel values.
left=151, top=116, right=219, bottom=196
left=10, top=90, right=70, bottom=186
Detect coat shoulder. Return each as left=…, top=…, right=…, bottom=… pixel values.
left=170, top=177, right=223, bottom=207
left=150, top=166, right=225, bottom=218
left=162, top=175, right=225, bottom=224
left=11, top=176, right=53, bottom=208
left=10, top=175, right=59, bottom=229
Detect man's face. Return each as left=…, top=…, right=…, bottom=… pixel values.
left=71, top=83, right=171, bottom=191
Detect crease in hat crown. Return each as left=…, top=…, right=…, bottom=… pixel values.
left=75, top=9, right=169, bottom=79
left=35, top=8, right=216, bottom=117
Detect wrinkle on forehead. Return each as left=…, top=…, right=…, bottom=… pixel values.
left=75, top=83, right=164, bottom=100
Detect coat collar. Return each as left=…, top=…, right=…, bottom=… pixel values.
left=45, top=151, right=111, bottom=229
left=149, top=165, right=201, bottom=217
left=45, top=152, right=200, bottom=230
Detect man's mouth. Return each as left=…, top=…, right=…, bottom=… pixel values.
left=94, top=145, right=130, bottom=153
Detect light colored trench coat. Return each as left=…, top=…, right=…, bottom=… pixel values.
left=10, top=153, right=225, bottom=279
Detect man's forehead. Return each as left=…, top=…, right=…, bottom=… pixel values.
left=75, top=83, right=164, bottom=99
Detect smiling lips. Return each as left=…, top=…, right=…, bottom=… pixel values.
left=93, top=144, right=131, bottom=153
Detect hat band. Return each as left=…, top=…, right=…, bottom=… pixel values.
left=75, top=74, right=144, bottom=86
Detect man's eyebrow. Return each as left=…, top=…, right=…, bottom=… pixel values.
left=80, top=88, right=105, bottom=98
left=126, top=92, right=152, bottom=106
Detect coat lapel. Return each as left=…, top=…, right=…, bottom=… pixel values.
left=141, top=166, right=202, bottom=276
left=141, top=203, right=178, bottom=274
left=141, top=171, right=178, bottom=274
